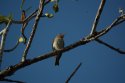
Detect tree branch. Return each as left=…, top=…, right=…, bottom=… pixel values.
left=0, top=20, right=12, bottom=56
left=0, top=15, right=125, bottom=79
left=1, top=78, right=25, bottom=83
left=11, top=0, right=51, bottom=24
left=4, top=41, right=19, bottom=52
left=21, top=0, right=45, bottom=62
left=65, top=63, right=82, bottom=83
left=115, top=14, right=125, bottom=25
left=0, top=20, right=12, bottom=71
left=0, top=29, right=4, bottom=36
left=20, top=24, right=28, bottom=44
left=90, top=0, right=106, bottom=35
left=12, top=0, right=52, bottom=44
left=90, top=15, right=124, bottom=40
left=95, top=39, right=125, bottom=54
left=12, top=9, right=38, bottom=24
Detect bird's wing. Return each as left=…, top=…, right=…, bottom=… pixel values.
left=57, top=39, right=64, bottom=48
left=52, top=39, right=55, bottom=51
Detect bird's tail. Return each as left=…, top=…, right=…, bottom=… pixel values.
left=55, top=59, right=59, bottom=66
left=55, top=53, right=62, bottom=66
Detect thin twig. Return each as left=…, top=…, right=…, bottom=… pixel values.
left=87, top=15, right=124, bottom=42
left=4, top=41, right=19, bottom=52
left=0, top=29, right=4, bottom=36
left=20, top=10, right=28, bottom=44
left=11, top=0, right=51, bottom=24
left=0, top=20, right=11, bottom=71
left=1, top=78, right=25, bottom=83
left=0, top=21, right=11, bottom=54
left=65, top=63, right=82, bottom=83
left=21, top=23, right=27, bottom=44
left=45, top=0, right=51, bottom=5
left=12, top=9, right=38, bottom=24
left=90, top=0, right=106, bottom=35
left=114, top=14, right=125, bottom=26
left=95, top=39, right=125, bottom=54
left=21, top=0, right=45, bottom=62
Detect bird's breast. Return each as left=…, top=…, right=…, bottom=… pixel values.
left=53, top=38, right=64, bottom=50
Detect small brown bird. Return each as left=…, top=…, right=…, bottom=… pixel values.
left=52, top=34, right=64, bottom=66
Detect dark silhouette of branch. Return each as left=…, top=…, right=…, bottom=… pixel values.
left=95, top=39, right=125, bottom=54
left=115, top=14, right=125, bottom=25
left=90, top=0, right=106, bottom=35
left=11, top=9, right=38, bottom=24
left=20, top=10, right=28, bottom=44
left=0, top=15, right=125, bottom=79
left=21, top=23, right=27, bottom=44
left=4, top=41, right=19, bottom=52
left=65, top=63, right=82, bottom=83
left=19, top=2, right=51, bottom=44
left=45, top=0, right=51, bottom=5
left=1, top=78, right=25, bottom=83
left=21, top=0, right=45, bottom=62
left=11, top=0, right=51, bottom=24
left=91, top=15, right=124, bottom=40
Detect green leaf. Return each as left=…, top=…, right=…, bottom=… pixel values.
left=53, top=3, right=59, bottom=13
left=45, top=13, right=54, bottom=18
left=0, top=14, right=13, bottom=24
left=18, top=37, right=26, bottom=43
left=50, top=0, right=55, bottom=2
left=0, top=15, right=7, bottom=23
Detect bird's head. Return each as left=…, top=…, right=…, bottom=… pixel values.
left=57, top=34, right=64, bottom=38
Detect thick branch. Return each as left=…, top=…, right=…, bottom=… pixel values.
left=0, top=15, right=125, bottom=79
left=65, top=63, right=82, bottom=83
left=21, top=0, right=45, bottom=62
left=95, top=39, right=125, bottom=54
left=90, top=0, right=106, bottom=34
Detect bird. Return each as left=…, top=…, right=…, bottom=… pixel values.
left=52, top=34, right=64, bottom=66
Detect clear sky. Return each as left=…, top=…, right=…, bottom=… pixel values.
left=0, top=0, right=125, bottom=83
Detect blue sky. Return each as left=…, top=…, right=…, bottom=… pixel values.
left=0, top=0, right=125, bottom=83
